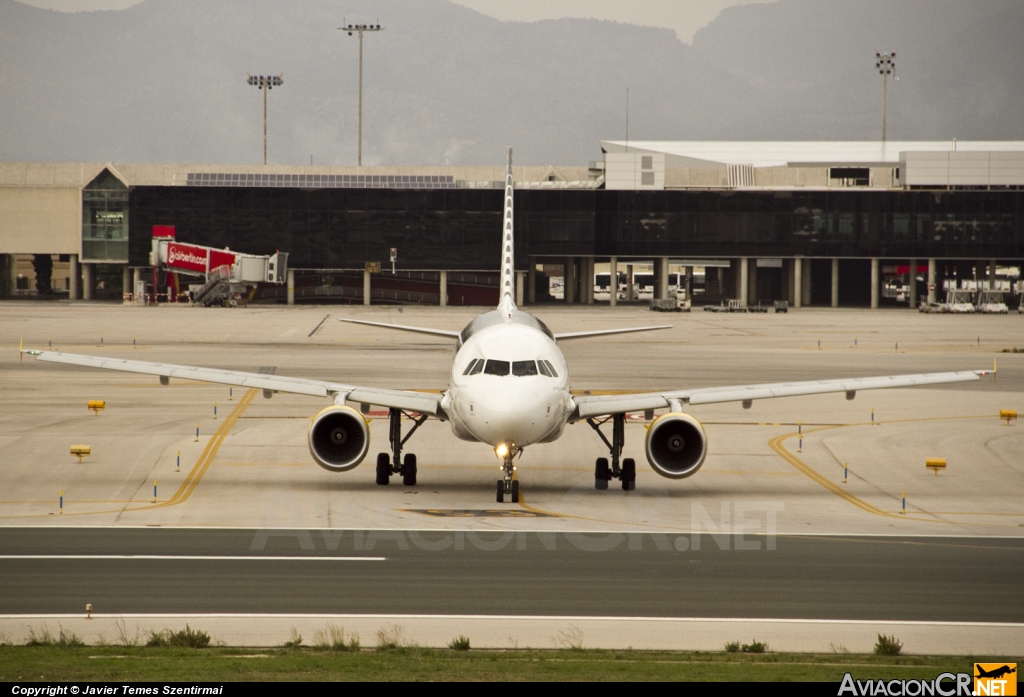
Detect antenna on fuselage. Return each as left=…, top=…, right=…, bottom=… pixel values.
left=498, top=146, right=516, bottom=314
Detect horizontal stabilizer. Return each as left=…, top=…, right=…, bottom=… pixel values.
left=338, top=318, right=461, bottom=339
left=553, top=325, right=671, bottom=341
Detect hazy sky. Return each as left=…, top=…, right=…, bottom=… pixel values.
left=15, top=0, right=774, bottom=43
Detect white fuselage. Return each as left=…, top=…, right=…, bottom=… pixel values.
left=442, top=308, right=572, bottom=449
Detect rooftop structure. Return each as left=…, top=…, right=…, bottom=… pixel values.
left=600, top=140, right=1024, bottom=190
left=600, top=140, right=1024, bottom=168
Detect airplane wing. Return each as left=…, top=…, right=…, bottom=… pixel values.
left=571, top=370, right=992, bottom=420
left=338, top=318, right=461, bottom=339
left=553, top=325, right=671, bottom=341
left=22, top=350, right=445, bottom=417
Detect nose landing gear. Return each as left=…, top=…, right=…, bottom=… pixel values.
left=495, top=448, right=522, bottom=503
left=587, top=413, right=636, bottom=491
left=375, top=407, right=427, bottom=486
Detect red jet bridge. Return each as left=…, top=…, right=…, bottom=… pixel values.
left=149, top=226, right=287, bottom=306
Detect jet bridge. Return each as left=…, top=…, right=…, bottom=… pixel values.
left=149, top=230, right=287, bottom=306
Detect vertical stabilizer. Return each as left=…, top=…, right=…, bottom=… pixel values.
left=499, top=146, right=516, bottom=312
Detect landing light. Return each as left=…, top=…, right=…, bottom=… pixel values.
left=495, top=443, right=509, bottom=458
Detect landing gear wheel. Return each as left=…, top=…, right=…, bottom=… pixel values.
left=621, top=458, right=636, bottom=491
left=595, top=457, right=610, bottom=490
left=375, top=452, right=391, bottom=486
left=511, top=480, right=520, bottom=503
left=402, top=453, right=417, bottom=486
left=496, top=480, right=505, bottom=503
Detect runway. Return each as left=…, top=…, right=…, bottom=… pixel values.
left=3, top=304, right=1024, bottom=652
left=2, top=528, right=1021, bottom=622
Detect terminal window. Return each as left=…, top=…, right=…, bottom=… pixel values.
left=82, top=168, right=129, bottom=262
left=829, top=167, right=870, bottom=186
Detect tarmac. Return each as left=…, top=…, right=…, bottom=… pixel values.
left=1, top=300, right=1022, bottom=652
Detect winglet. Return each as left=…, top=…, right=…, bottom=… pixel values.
left=19, top=338, right=44, bottom=359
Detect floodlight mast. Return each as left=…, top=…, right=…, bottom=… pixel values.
left=874, top=51, right=896, bottom=143
left=339, top=20, right=383, bottom=166
left=247, top=74, right=284, bottom=165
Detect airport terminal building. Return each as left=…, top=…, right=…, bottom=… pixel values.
left=2, top=140, right=1023, bottom=308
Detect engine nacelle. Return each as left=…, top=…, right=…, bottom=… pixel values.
left=644, top=412, right=708, bottom=479
left=308, top=405, right=370, bottom=472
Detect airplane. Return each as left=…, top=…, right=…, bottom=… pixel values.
left=22, top=148, right=994, bottom=504
left=975, top=666, right=1016, bottom=680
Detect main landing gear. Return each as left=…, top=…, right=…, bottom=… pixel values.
left=586, top=413, right=636, bottom=491
left=495, top=448, right=522, bottom=504
left=375, top=408, right=428, bottom=487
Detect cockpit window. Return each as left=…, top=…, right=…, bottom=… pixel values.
left=512, top=360, right=538, bottom=376
left=462, top=359, right=481, bottom=375
left=468, top=359, right=484, bottom=375
left=483, top=359, right=510, bottom=376
left=541, top=360, right=558, bottom=377
left=537, top=360, right=553, bottom=377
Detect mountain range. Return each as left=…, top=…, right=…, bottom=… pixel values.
left=1, top=0, right=1021, bottom=166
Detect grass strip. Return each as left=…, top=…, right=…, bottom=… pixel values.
left=1, top=647, right=1018, bottom=682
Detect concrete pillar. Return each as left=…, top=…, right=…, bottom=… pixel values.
left=584, top=258, right=591, bottom=303
left=82, top=262, right=94, bottom=301
left=562, top=259, right=570, bottom=303
left=793, top=258, right=802, bottom=308
left=579, top=257, right=587, bottom=303
left=747, top=261, right=758, bottom=306
left=121, top=265, right=131, bottom=299
left=908, top=258, right=917, bottom=309
left=581, top=256, right=589, bottom=302
left=286, top=268, right=295, bottom=305
left=515, top=271, right=525, bottom=306
left=656, top=257, right=669, bottom=300
left=68, top=254, right=79, bottom=300
left=573, top=255, right=581, bottom=300
left=608, top=256, right=617, bottom=307
left=585, top=259, right=595, bottom=304
left=801, top=258, right=811, bottom=307
left=831, top=258, right=839, bottom=308
left=363, top=270, right=371, bottom=306
left=870, top=258, right=880, bottom=309
left=439, top=270, right=448, bottom=307
left=132, top=267, right=142, bottom=301
left=526, top=260, right=536, bottom=304
left=990, top=259, right=997, bottom=288
left=576, top=258, right=585, bottom=304
left=927, top=258, right=937, bottom=303
left=685, top=266, right=693, bottom=301
left=737, top=257, right=748, bottom=307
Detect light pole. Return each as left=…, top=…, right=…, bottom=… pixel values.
left=874, top=51, right=896, bottom=143
left=339, top=21, right=383, bottom=166
left=246, top=74, right=283, bottom=165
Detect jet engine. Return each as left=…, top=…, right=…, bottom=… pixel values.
left=308, top=405, right=370, bottom=472
left=644, top=412, right=708, bottom=479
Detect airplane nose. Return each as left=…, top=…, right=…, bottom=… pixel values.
left=484, top=384, right=540, bottom=415
left=476, top=384, right=548, bottom=444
